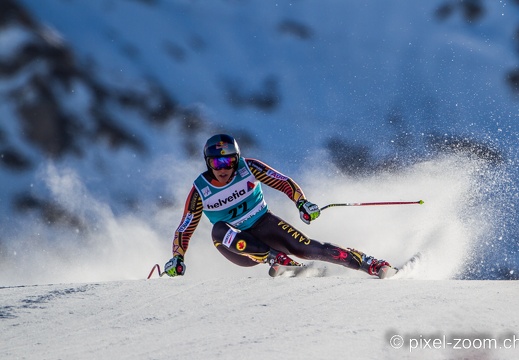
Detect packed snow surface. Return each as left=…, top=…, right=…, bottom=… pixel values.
left=1, top=277, right=518, bottom=360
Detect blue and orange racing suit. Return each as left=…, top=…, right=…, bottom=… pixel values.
left=172, top=158, right=365, bottom=269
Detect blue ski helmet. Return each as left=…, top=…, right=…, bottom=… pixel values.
left=203, top=134, right=240, bottom=170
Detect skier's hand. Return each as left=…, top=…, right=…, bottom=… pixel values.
left=296, top=199, right=320, bottom=224
left=164, top=255, right=186, bottom=277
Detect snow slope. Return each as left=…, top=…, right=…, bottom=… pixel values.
left=1, top=277, right=518, bottom=360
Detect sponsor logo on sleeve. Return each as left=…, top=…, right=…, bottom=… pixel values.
left=250, top=162, right=265, bottom=172
left=177, top=213, right=193, bottom=232
left=266, top=170, right=288, bottom=181
left=189, top=191, right=200, bottom=211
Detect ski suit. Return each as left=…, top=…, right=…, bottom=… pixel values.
left=172, top=157, right=366, bottom=270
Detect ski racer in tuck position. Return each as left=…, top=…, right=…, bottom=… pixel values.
left=164, top=134, right=396, bottom=278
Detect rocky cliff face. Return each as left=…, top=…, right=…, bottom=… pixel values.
left=0, top=0, right=208, bottom=230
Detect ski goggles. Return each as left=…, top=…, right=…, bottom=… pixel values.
left=207, top=156, right=238, bottom=170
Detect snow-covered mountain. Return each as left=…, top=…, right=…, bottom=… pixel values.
left=0, top=0, right=518, bottom=286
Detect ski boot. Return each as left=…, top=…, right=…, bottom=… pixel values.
left=360, top=255, right=398, bottom=279
left=268, top=250, right=302, bottom=266
left=267, top=250, right=303, bottom=277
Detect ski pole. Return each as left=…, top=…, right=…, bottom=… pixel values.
left=321, top=200, right=424, bottom=211
left=147, top=263, right=167, bottom=279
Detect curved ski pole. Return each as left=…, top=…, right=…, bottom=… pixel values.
left=321, top=200, right=424, bottom=211
left=147, top=263, right=167, bottom=279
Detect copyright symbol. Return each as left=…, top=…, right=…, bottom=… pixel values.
left=390, top=335, right=404, bottom=349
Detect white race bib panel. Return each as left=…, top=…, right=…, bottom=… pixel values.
left=194, top=158, right=268, bottom=230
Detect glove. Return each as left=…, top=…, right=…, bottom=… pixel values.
left=296, top=199, right=320, bottom=224
left=164, top=255, right=186, bottom=277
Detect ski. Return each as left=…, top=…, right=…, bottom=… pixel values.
left=378, top=265, right=399, bottom=279
left=269, top=262, right=327, bottom=278
left=386, top=252, right=423, bottom=279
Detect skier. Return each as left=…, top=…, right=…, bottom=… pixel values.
left=164, top=134, right=396, bottom=278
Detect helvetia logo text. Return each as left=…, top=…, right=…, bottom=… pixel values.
left=207, top=189, right=247, bottom=209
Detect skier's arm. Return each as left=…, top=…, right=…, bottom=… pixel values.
left=246, top=158, right=306, bottom=202
left=165, top=186, right=203, bottom=277
left=172, top=186, right=203, bottom=258
left=246, top=158, right=320, bottom=224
